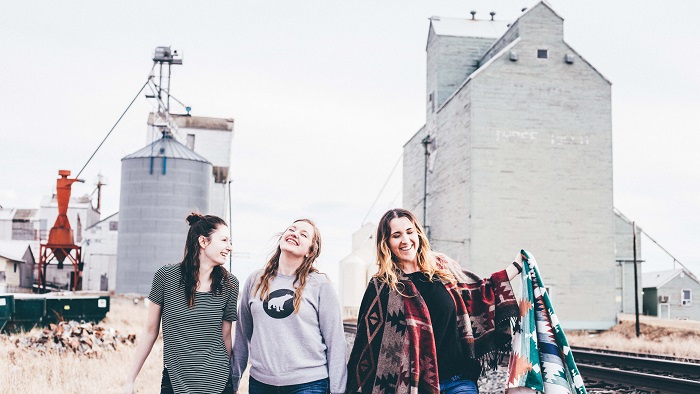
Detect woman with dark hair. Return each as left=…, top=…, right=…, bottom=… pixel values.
left=231, top=219, right=347, bottom=394
left=346, top=208, right=521, bottom=394
left=124, top=213, right=239, bottom=394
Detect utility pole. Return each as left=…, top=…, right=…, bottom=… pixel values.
left=633, top=221, right=640, bottom=337
left=421, top=135, right=433, bottom=229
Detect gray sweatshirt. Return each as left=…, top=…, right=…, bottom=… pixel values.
left=231, top=270, right=347, bottom=394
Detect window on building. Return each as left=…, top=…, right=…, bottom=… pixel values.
left=186, top=134, right=196, bottom=150
left=76, top=215, right=82, bottom=243
left=682, top=289, right=692, bottom=306
left=429, top=92, right=435, bottom=113
left=0, top=272, right=5, bottom=283
left=537, top=49, right=548, bottom=59
left=109, top=221, right=118, bottom=231
left=14, top=263, right=17, bottom=273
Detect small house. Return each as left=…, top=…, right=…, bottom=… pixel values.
left=642, top=269, right=700, bottom=321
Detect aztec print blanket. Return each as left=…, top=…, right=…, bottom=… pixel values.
left=346, top=253, right=519, bottom=394
left=507, top=250, right=586, bottom=394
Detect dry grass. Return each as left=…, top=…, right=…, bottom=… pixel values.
left=0, top=295, right=249, bottom=394
left=0, top=296, right=162, bottom=394
left=566, top=314, right=700, bottom=360
left=4, top=299, right=699, bottom=393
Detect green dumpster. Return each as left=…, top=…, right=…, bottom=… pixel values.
left=45, top=295, right=110, bottom=324
left=0, top=294, right=14, bottom=332
left=45, top=296, right=84, bottom=324
left=10, top=295, right=46, bottom=332
left=82, top=295, right=110, bottom=322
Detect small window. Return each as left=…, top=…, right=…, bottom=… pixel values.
left=682, top=289, right=692, bottom=306
left=429, top=92, right=435, bottom=113
left=186, top=134, right=196, bottom=150
left=537, top=49, right=548, bottom=59
left=14, top=263, right=18, bottom=273
left=109, top=221, right=118, bottom=231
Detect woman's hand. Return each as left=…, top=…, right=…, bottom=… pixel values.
left=506, top=251, right=523, bottom=281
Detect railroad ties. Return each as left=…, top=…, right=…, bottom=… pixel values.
left=573, top=346, right=700, bottom=394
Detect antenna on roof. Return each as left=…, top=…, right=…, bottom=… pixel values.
left=470, top=10, right=476, bottom=20
left=490, top=11, right=496, bottom=21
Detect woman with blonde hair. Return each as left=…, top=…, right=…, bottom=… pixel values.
left=231, top=219, right=347, bottom=394
left=346, top=208, right=521, bottom=394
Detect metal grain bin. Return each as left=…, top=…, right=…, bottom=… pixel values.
left=116, top=134, right=211, bottom=294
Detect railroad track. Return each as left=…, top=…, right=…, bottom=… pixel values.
left=572, top=346, right=700, bottom=394
left=343, top=323, right=700, bottom=393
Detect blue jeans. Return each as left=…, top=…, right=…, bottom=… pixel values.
left=248, top=376, right=329, bottom=394
left=440, top=374, right=478, bottom=394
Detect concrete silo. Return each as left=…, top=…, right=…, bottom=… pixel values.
left=116, top=134, right=211, bottom=294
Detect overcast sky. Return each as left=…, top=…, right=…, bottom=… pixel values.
left=1, top=0, right=698, bottom=283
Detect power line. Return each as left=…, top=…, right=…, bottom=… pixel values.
left=614, top=207, right=694, bottom=276
left=361, top=153, right=403, bottom=226
left=76, top=77, right=152, bottom=178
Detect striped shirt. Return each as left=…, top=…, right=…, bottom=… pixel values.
left=149, top=264, right=239, bottom=394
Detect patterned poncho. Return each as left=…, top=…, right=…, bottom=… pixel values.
left=506, top=250, right=586, bottom=394
left=346, top=254, right=519, bottom=394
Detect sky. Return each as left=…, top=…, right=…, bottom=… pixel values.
left=1, top=0, right=698, bottom=284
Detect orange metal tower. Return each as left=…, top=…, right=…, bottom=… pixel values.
left=38, top=170, right=84, bottom=292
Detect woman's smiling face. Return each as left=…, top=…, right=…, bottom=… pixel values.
left=388, top=216, right=420, bottom=266
left=279, top=220, right=315, bottom=258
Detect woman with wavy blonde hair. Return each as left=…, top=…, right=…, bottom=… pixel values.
left=347, top=208, right=522, bottom=394
left=232, top=219, right=347, bottom=394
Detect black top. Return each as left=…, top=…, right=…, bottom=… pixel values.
left=407, top=272, right=463, bottom=381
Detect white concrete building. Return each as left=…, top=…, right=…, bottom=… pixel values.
left=148, top=113, right=234, bottom=220
left=339, top=223, right=377, bottom=320
left=0, top=241, right=35, bottom=293
left=82, top=212, right=119, bottom=291
left=403, top=2, right=615, bottom=329
left=0, top=208, right=40, bottom=242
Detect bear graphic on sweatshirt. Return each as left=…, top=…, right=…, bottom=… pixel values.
left=268, top=294, right=293, bottom=312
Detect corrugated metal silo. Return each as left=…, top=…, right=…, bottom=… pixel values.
left=116, top=134, right=211, bottom=294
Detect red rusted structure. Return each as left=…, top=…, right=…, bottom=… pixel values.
left=38, top=170, right=85, bottom=292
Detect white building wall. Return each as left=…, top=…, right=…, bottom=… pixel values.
left=339, top=223, right=376, bottom=320
left=148, top=114, right=234, bottom=220
left=614, top=213, right=642, bottom=313
left=405, top=3, right=616, bottom=329
left=83, top=213, right=119, bottom=291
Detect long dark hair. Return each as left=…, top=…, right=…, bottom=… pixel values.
left=253, top=219, right=322, bottom=313
left=181, top=212, right=231, bottom=307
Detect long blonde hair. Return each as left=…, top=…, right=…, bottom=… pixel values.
left=253, top=219, right=322, bottom=313
left=374, top=209, right=454, bottom=294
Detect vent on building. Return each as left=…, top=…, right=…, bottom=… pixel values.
left=509, top=51, right=518, bottom=62
left=658, top=295, right=669, bottom=303
left=537, top=49, right=548, bottom=59
left=565, top=53, right=575, bottom=64
left=213, top=166, right=229, bottom=184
